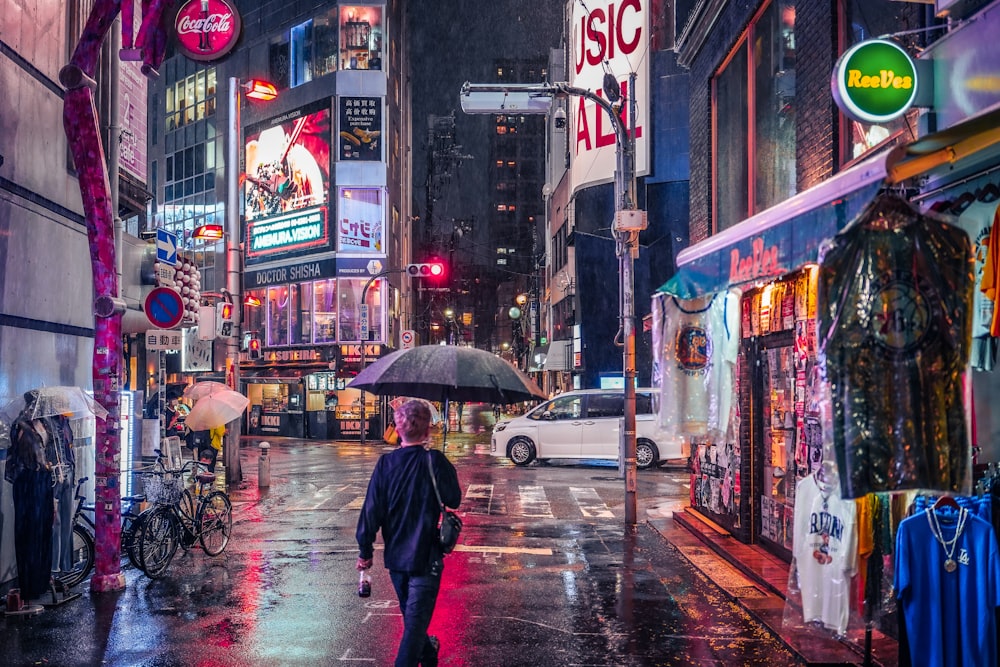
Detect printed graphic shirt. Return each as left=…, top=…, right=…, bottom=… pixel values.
left=981, top=204, right=1000, bottom=336
left=793, top=473, right=858, bottom=635
left=896, top=508, right=1000, bottom=667
left=817, top=194, right=973, bottom=498
left=652, top=289, right=740, bottom=443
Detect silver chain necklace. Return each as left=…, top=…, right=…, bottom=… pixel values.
left=926, top=507, right=968, bottom=573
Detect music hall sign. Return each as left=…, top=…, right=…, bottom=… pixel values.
left=174, top=0, right=242, bottom=62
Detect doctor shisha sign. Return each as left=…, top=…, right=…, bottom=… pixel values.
left=174, top=0, right=242, bottom=62
left=832, top=39, right=918, bottom=123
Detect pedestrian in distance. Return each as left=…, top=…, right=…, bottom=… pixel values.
left=356, top=399, right=462, bottom=667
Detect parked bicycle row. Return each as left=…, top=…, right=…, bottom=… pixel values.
left=57, top=448, right=233, bottom=589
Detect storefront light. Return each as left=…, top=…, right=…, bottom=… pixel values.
left=193, top=223, right=225, bottom=240
left=243, top=294, right=263, bottom=307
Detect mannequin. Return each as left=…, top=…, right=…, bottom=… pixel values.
left=4, top=392, right=55, bottom=600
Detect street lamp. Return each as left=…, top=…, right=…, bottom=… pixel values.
left=223, top=76, right=277, bottom=485
left=460, top=78, right=644, bottom=526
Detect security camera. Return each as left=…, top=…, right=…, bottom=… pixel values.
left=553, top=107, right=567, bottom=130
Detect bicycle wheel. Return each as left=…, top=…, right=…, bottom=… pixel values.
left=137, top=506, right=178, bottom=578
left=56, top=524, right=95, bottom=589
left=121, top=512, right=146, bottom=570
left=197, top=491, right=233, bottom=556
left=178, top=488, right=197, bottom=550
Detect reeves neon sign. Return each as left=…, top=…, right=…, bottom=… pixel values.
left=832, top=40, right=918, bottom=123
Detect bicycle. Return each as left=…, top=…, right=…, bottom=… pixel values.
left=136, top=458, right=233, bottom=578
left=55, top=476, right=148, bottom=590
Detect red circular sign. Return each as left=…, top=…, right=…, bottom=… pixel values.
left=145, top=287, right=185, bottom=329
left=174, top=0, right=242, bottom=62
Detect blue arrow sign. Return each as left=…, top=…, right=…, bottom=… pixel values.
left=156, top=229, right=178, bottom=266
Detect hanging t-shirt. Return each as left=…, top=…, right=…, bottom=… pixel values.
left=955, top=201, right=997, bottom=337
left=895, top=508, right=1000, bottom=667
left=980, top=204, right=1000, bottom=336
left=652, top=289, right=740, bottom=443
left=817, top=193, right=973, bottom=498
left=792, top=473, right=858, bottom=635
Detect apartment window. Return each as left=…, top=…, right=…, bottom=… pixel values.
left=166, top=68, right=216, bottom=132
left=712, top=1, right=796, bottom=231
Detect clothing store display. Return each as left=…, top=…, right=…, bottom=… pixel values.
left=956, top=201, right=999, bottom=370
left=981, top=205, right=1000, bottom=336
left=818, top=193, right=974, bottom=498
left=792, top=472, right=858, bottom=635
left=895, top=506, right=1000, bottom=667
left=651, top=289, right=740, bottom=442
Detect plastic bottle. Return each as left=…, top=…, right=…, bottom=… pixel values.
left=358, top=570, right=372, bottom=598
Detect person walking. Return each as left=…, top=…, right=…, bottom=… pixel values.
left=356, top=400, right=462, bottom=667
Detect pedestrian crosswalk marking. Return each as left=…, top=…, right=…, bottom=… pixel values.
left=453, top=544, right=552, bottom=555
left=341, top=496, right=365, bottom=511
left=516, top=485, right=554, bottom=517
left=464, top=483, right=507, bottom=515
left=569, top=487, right=614, bottom=518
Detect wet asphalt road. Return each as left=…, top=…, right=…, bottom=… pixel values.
left=0, top=435, right=800, bottom=666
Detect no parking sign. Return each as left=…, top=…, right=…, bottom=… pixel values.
left=401, top=329, right=415, bottom=349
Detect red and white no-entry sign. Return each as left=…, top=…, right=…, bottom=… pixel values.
left=400, top=329, right=415, bottom=349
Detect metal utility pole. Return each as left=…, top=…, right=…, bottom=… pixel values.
left=459, top=80, right=645, bottom=526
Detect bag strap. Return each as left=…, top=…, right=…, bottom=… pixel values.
left=426, top=449, right=446, bottom=511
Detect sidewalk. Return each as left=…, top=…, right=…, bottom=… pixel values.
left=649, top=507, right=898, bottom=666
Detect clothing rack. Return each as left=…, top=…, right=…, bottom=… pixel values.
left=912, top=161, right=1000, bottom=203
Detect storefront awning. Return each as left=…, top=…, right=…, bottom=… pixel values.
left=885, top=105, right=1000, bottom=185
left=658, top=151, right=888, bottom=299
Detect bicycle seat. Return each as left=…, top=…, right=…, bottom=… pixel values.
left=196, top=472, right=217, bottom=485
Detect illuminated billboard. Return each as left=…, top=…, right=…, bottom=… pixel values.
left=244, top=99, right=331, bottom=223
left=337, top=187, right=383, bottom=252
left=568, top=0, right=649, bottom=194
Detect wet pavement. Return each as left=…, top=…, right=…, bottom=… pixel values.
left=0, top=434, right=827, bottom=665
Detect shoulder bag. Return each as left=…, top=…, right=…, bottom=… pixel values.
left=426, top=450, right=462, bottom=554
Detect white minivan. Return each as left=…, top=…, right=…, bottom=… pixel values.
left=490, top=388, right=677, bottom=469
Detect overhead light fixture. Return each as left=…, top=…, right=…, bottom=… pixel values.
left=193, top=223, right=224, bottom=240
left=244, top=79, right=278, bottom=102
left=243, top=294, right=262, bottom=307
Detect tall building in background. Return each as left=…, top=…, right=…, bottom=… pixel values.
left=145, top=0, right=410, bottom=441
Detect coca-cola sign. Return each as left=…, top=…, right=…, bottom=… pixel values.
left=174, top=0, right=242, bottom=62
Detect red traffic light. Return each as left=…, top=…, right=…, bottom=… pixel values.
left=406, top=262, right=446, bottom=280
left=248, top=337, right=262, bottom=360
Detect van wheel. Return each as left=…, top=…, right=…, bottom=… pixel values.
left=508, top=437, right=536, bottom=466
left=636, top=440, right=659, bottom=470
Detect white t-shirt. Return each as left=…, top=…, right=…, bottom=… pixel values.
left=793, top=473, right=858, bottom=635
left=652, top=289, right=740, bottom=442
left=955, top=200, right=997, bottom=337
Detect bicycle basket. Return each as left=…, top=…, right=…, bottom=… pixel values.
left=143, top=472, right=185, bottom=505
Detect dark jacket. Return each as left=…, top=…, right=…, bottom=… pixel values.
left=356, top=446, right=461, bottom=573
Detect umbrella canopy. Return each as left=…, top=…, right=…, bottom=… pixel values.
left=348, top=345, right=546, bottom=404
left=183, top=390, right=249, bottom=431
left=0, top=386, right=109, bottom=424
left=183, top=381, right=232, bottom=401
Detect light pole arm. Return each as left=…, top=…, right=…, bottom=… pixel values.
left=358, top=268, right=405, bottom=446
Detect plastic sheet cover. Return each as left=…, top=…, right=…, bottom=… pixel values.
left=651, top=289, right=740, bottom=452
left=816, top=192, right=974, bottom=499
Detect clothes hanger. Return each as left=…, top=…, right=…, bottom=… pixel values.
left=977, top=182, right=1000, bottom=203
left=932, top=495, right=961, bottom=511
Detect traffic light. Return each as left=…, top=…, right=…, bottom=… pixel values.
left=248, top=336, right=262, bottom=360
left=406, top=261, right=446, bottom=281
left=216, top=301, right=235, bottom=337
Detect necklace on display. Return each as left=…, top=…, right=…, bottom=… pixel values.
left=926, top=506, right=968, bottom=573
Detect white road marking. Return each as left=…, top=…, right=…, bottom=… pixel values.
left=516, top=485, right=554, bottom=517
left=569, top=487, right=614, bottom=518
left=340, top=496, right=365, bottom=511
left=453, top=544, right=553, bottom=555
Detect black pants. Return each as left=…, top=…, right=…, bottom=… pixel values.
left=12, top=470, right=54, bottom=600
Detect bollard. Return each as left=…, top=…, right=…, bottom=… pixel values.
left=258, top=441, right=271, bottom=488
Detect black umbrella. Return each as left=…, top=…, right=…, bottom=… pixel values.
left=348, top=345, right=546, bottom=404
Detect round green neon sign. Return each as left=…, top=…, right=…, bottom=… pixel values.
left=832, top=39, right=918, bottom=124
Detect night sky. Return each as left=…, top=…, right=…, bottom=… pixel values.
left=407, top=0, right=564, bottom=226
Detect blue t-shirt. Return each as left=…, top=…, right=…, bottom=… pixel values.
left=895, top=508, right=1000, bottom=666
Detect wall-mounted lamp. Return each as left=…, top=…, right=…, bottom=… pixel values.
left=243, top=79, right=278, bottom=102
left=193, top=223, right=225, bottom=240
left=243, top=294, right=263, bottom=307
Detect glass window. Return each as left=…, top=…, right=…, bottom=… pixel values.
left=337, top=278, right=382, bottom=343
left=529, top=395, right=581, bottom=420
left=587, top=394, right=624, bottom=418
left=712, top=1, right=795, bottom=230
left=313, top=279, right=337, bottom=343
left=314, top=9, right=339, bottom=78
left=290, top=283, right=312, bottom=345
left=244, top=289, right=266, bottom=341
left=269, top=33, right=291, bottom=90
left=339, top=6, right=383, bottom=70
left=290, top=20, right=314, bottom=86
left=267, top=286, right=290, bottom=346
